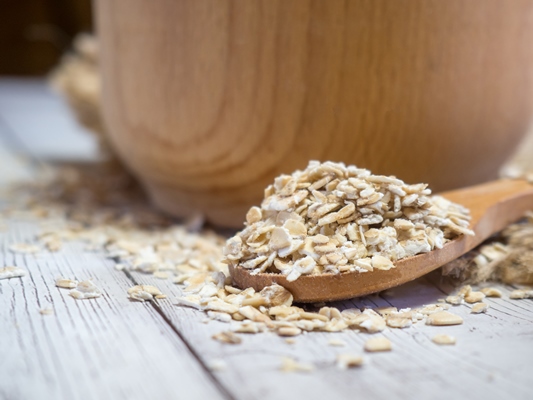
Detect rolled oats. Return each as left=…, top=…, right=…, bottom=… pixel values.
left=127, top=285, right=163, bottom=302
left=336, top=354, right=364, bottom=369
left=212, top=331, right=242, bottom=344
left=432, top=334, right=456, bottom=345
left=4, top=151, right=526, bottom=361
left=464, top=291, right=486, bottom=304
left=0, top=266, right=27, bottom=280
left=39, top=308, right=54, bottom=315
left=9, top=243, right=40, bottom=254
left=280, top=357, right=315, bottom=373
left=223, top=161, right=473, bottom=280
left=445, top=295, right=463, bottom=305
left=425, top=311, right=463, bottom=326
left=509, top=289, right=533, bottom=299
left=55, top=277, right=78, bottom=289
left=207, top=358, right=227, bottom=372
left=69, top=280, right=102, bottom=299
left=480, top=287, right=502, bottom=298
left=328, top=339, right=346, bottom=347
left=277, top=326, right=302, bottom=337
left=471, top=303, right=489, bottom=314
left=364, top=337, right=392, bottom=352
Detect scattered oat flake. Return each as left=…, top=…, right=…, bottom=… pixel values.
left=509, top=289, right=533, bottom=300
left=336, top=354, right=364, bottom=369
left=445, top=295, right=463, bottom=305
left=55, top=277, right=78, bottom=289
left=480, top=287, right=502, bottom=298
left=280, top=357, right=314, bottom=373
left=114, top=263, right=126, bottom=271
left=458, top=285, right=472, bottom=297
left=285, top=338, right=296, bottom=344
left=277, top=326, right=302, bottom=337
left=127, top=285, right=162, bottom=302
left=464, top=291, right=486, bottom=304
left=0, top=266, right=27, bottom=280
left=39, top=308, right=54, bottom=315
left=235, top=321, right=264, bottom=333
left=207, top=311, right=232, bottom=323
left=212, top=331, right=242, bottom=344
left=471, top=303, right=489, bottom=314
left=207, top=359, right=227, bottom=372
left=153, top=271, right=169, bottom=279
left=9, top=243, right=40, bottom=254
left=432, top=334, right=456, bottom=345
left=68, top=280, right=102, bottom=299
left=364, top=337, right=392, bottom=352
left=425, top=311, right=463, bottom=326
left=328, top=339, right=346, bottom=347
left=174, top=297, right=202, bottom=310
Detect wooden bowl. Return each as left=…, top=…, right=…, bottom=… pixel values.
left=95, top=0, right=533, bottom=227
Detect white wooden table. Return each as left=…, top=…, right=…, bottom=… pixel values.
left=1, top=79, right=532, bottom=400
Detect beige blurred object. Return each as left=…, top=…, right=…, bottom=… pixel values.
left=501, top=124, right=533, bottom=179
left=95, top=0, right=533, bottom=227
left=50, top=34, right=109, bottom=155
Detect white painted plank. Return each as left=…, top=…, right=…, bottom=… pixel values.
left=0, top=78, right=100, bottom=162
left=0, top=218, right=226, bottom=400
left=130, top=270, right=533, bottom=400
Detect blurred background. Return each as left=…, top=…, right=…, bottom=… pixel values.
left=0, top=0, right=92, bottom=76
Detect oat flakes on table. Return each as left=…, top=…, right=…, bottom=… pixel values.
left=223, top=160, right=473, bottom=281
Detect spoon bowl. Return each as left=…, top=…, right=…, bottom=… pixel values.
left=229, top=179, right=533, bottom=302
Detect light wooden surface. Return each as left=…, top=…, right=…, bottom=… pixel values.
left=1, top=79, right=533, bottom=400
left=96, top=0, right=533, bottom=227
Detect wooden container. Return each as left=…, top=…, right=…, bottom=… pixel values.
left=95, top=0, right=533, bottom=227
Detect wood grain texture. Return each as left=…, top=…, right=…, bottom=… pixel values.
left=0, top=220, right=226, bottom=400
left=96, top=0, right=533, bottom=226
left=130, top=269, right=533, bottom=400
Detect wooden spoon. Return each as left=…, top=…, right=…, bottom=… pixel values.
left=229, top=179, right=533, bottom=303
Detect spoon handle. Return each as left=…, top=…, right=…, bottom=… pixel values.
left=442, top=179, right=533, bottom=251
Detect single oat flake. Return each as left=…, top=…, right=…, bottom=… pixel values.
left=223, top=160, right=473, bottom=281
left=9, top=243, right=40, bottom=254
left=212, top=331, right=242, bottom=344
left=425, top=311, right=463, bottom=326
left=432, top=334, right=456, bottom=345
left=207, top=359, right=227, bottom=372
left=471, top=303, right=489, bottom=314
left=0, top=266, right=27, bottom=280
left=328, top=339, right=347, bottom=347
left=336, top=354, right=364, bottom=369
left=280, top=357, right=315, bottom=373
left=364, top=336, right=392, bottom=352
left=509, top=289, right=533, bottom=300
left=480, top=287, right=502, bottom=298
left=69, top=280, right=102, bottom=299
left=55, top=277, right=78, bottom=289
left=127, top=285, right=163, bottom=302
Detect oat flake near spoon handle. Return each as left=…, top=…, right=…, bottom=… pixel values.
left=230, top=179, right=533, bottom=303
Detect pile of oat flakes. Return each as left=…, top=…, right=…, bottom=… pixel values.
left=223, top=160, right=473, bottom=281
left=1, top=161, right=532, bottom=371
